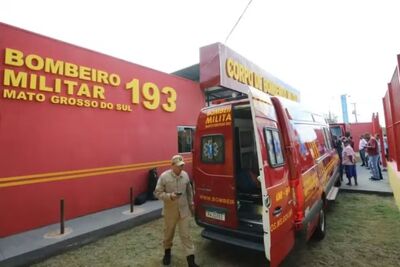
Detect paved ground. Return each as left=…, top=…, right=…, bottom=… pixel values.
left=0, top=162, right=393, bottom=267
left=340, top=162, right=392, bottom=195
left=0, top=200, right=162, bottom=267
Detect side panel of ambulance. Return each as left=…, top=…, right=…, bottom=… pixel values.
left=272, top=96, right=339, bottom=241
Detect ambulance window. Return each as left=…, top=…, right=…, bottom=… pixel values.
left=177, top=126, right=195, bottom=153
left=314, top=127, right=327, bottom=155
left=330, top=127, right=342, bottom=139
left=322, top=127, right=332, bottom=150
left=272, top=131, right=284, bottom=163
left=264, top=128, right=284, bottom=167
left=201, top=135, right=224, bottom=163
left=312, top=114, right=326, bottom=124
left=286, top=106, right=313, bottom=122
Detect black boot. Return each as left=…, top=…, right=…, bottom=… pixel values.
left=187, top=254, right=199, bottom=267
left=163, top=249, right=171, bottom=265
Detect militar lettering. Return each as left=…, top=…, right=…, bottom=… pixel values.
left=2, top=48, right=177, bottom=112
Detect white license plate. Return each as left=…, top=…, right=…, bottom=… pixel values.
left=205, top=210, right=225, bottom=221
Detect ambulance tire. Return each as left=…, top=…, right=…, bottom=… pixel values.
left=313, top=208, right=326, bottom=240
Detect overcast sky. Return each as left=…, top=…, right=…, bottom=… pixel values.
left=2, top=0, right=399, bottom=124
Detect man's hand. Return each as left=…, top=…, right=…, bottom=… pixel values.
left=170, top=192, right=181, bottom=200
left=190, top=203, right=195, bottom=216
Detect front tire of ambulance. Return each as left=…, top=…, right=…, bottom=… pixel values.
left=313, top=208, right=326, bottom=240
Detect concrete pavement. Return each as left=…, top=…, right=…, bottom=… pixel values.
left=0, top=200, right=162, bottom=267
left=340, top=162, right=393, bottom=195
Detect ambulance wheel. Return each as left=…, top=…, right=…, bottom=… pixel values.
left=313, top=208, right=326, bottom=240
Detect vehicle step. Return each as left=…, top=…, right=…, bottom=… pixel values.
left=327, top=186, right=339, bottom=201
left=201, top=229, right=264, bottom=252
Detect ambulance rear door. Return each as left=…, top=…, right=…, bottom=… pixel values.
left=248, top=88, right=295, bottom=267
left=193, top=104, right=238, bottom=229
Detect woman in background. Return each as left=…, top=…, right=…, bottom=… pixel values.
left=342, top=138, right=358, bottom=186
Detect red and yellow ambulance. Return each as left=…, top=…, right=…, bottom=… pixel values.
left=193, top=43, right=340, bottom=267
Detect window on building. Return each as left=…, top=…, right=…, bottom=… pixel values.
left=177, top=126, right=195, bottom=153
left=201, top=135, right=224, bottom=163
left=264, top=128, right=284, bottom=167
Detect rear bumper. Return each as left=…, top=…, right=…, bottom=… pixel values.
left=201, top=228, right=265, bottom=252
left=196, top=219, right=264, bottom=252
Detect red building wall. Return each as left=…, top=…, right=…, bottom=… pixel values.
left=348, top=123, right=373, bottom=152
left=384, top=64, right=400, bottom=171
left=0, top=23, right=204, bottom=237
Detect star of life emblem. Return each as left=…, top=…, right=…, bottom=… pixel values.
left=203, top=140, right=219, bottom=159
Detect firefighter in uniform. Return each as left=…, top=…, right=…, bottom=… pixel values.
left=154, top=155, right=199, bottom=267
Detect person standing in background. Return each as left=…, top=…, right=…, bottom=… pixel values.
left=365, top=133, right=380, bottom=180
left=345, top=131, right=355, bottom=149
left=375, top=134, right=383, bottom=180
left=333, top=135, right=344, bottom=182
left=342, top=139, right=358, bottom=186
left=383, top=134, right=389, bottom=160
left=358, top=134, right=368, bottom=167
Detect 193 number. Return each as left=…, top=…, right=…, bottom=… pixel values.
left=125, top=78, right=176, bottom=112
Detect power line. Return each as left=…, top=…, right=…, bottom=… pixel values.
left=224, top=0, right=253, bottom=44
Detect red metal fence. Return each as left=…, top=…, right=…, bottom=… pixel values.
left=383, top=61, right=400, bottom=171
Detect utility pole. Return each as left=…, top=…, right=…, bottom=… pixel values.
left=351, top=102, right=358, bottom=122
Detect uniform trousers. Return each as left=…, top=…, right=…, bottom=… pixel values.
left=163, top=207, right=194, bottom=256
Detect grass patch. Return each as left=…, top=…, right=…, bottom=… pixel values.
left=34, top=193, right=400, bottom=267
left=282, top=193, right=400, bottom=267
